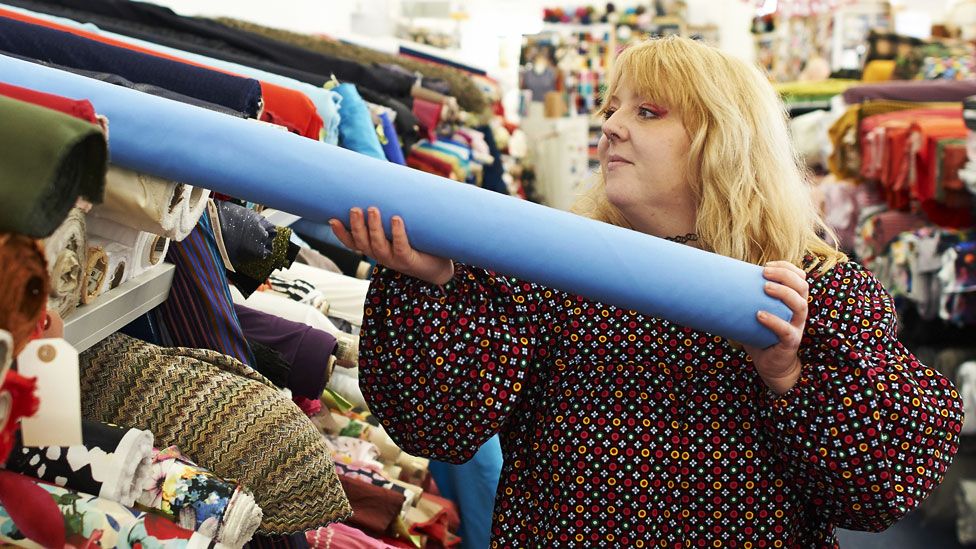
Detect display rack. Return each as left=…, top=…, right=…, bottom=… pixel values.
left=64, top=263, right=175, bottom=353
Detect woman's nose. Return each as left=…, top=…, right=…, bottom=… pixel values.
left=602, top=114, right=625, bottom=143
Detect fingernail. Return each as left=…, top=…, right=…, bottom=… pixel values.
left=368, top=207, right=378, bottom=215
left=765, top=282, right=774, bottom=290
left=757, top=311, right=766, bottom=319
left=393, top=216, right=402, bottom=224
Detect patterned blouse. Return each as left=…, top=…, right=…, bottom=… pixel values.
left=360, top=260, right=964, bottom=548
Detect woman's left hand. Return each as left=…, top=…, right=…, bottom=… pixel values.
left=742, top=261, right=810, bottom=396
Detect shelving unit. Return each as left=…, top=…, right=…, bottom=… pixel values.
left=64, top=263, right=175, bottom=353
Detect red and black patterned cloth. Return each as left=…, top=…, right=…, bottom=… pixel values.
left=361, top=260, right=964, bottom=548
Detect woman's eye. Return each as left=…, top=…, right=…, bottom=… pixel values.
left=602, top=109, right=616, bottom=120
left=638, top=107, right=659, bottom=120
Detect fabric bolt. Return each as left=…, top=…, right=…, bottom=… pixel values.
left=474, top=124, right=508, bottom=195
left=88, top=236, right=130, bottom=290
left=0, top=93, right=106, bottom=238
left=139, top=446, right=262, bottom=549
left=79, top=333, right=351, bottom=534
left=0, top=52, right=799, bottom=348
left=909, top=118, right=971, bottom=228
left=0, top=234, right=48, bottom=357
left=844, top=80, right=976, bottom=104
left=0, top=4, right=326, bottom=137
left=327, top=369, right=368, bottom=410
left=0, top=16, right=262, bottom=117
left=90, top=167, right=192, bottom=240
left=306, top=523, right=399, bottom=549
left=360, top=259, right=964, bottom=547
left=6, top=420, right=153, bottom=507
left=212, top=200, right=276, bottom=266
left=87, top=216, right=169, bottom=277
left=355, top=87, right=419, bottom=150
left=0, top=471, right=219, bottom=549
left=335, top=83, right=386, bottom=160
left=82, top=244, right=108, bottom=304
left=230, top=286, right=349, bottom=344
left=267, top=274, right=330, bottom=314
left=247, top=339, right=292, bottom=390
left=412, top=98, right=443, bottom=142
left=234, top=304, right=337, bottom=400
left=338, top=475, right=406, bottom=536
left=151, top=212, right=253, bottom=365
left=378, top=111, right=405, bottom=165
left=280, top=262, right=368, bottom=326
left=0, top=80, right=98, bottom=123
left=42, top=207, right=86, bottom=318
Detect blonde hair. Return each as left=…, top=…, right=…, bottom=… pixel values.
left=573, top=36, right=846, bottom=273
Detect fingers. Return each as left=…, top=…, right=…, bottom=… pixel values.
left=763, top=262, right=809, bottom=298
left=366, top=207, right=393, bottom=261
left=764, top=282, right=807, bottom=328
left=329, top=217, right=357, bottom=252
left=390, top=216, right=413, bottom=259
left=757, top=310, right=801, bottom=349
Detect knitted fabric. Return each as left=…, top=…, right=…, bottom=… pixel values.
left=79, top=333, right=351, bottom=534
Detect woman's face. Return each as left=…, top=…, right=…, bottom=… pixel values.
left=597, top=76, right=695, bottom=230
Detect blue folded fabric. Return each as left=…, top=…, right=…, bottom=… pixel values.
left=379, top=110, right=405, bottom=166
left=0, top=53, right=790, bottom=347
left=0, top=15, right=261, bottom=117
left=335, top=83, right=386, bottom=160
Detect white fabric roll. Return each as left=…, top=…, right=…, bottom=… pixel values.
left=280, top=262, right=369, bottom=326
left=42, top=208, right=86, bottom=318
left=100, top=427, right=155, bottom=507
left=327, top=368, right=367, bottom=410
left=89, top=166, right=186, bottom=239
left=82, top=245, right=109, bottom=304
left=89, top=236, right=131, bottom=291
left=218, top=489, right=263, bottom=548
left=87, top=217, right=170, bottom=278
left=177, top=185, right=211, bottom=241
left=230, top=285, right=347, bottom=338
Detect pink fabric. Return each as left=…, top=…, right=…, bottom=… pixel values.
left=306, top=522, right=399, bottom=548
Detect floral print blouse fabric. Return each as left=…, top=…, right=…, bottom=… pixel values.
left=360, top=260, right=964, bottom=548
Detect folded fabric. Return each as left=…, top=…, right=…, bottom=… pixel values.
left=0, top=93, right=106, bottom=238
left=337, top=475, right=405, bottom=536
left=82, top=243, right=109, bottom=304
left=6, top=420, right=153, bottom=507
left=280, top=263, right=368, bottom=326
left=0, top=53, right=794, bottom=347
left=0, top=80, right=97, bottom=123
left=0, top=15, right=262, bottom=117
left=234, top=304, right=337, bottom=400
left=0, top=470, right=219, bottom=549
left=335, top=83, right=386, bottom=160
left=0, top=234, right=49, bottom=357
left=153, top=212, right=254, bottom=366
left=79, top=333, right=351, bottom=534
left=89, top=236, right=130, bottom=290
left=139, top=446, right=262, bottom=549
left=267, top=274, right=329, bottom=314
left=41, top=207, right=86, bottom=318
left=87, top=216, right=170, bottom=277
left=90, top=167, right=192, bottom=239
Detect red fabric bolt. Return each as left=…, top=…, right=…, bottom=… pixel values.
left=412, top=98, right=443, bottom=142
left=0, top=81, right=98, bottom=123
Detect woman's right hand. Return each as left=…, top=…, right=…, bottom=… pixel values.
left=330, top=207, right=455, bottom=285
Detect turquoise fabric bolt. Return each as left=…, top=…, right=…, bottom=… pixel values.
left=0, top=53, right=790, bottom=347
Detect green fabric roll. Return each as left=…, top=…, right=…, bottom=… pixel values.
left=214, top=17, right=489, bottom=113
left=0, top=94, right=107, bottom=237
left=79, top=333, right=352, bottom=535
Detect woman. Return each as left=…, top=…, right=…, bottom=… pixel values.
left=330, top=36, right=963, bottom=547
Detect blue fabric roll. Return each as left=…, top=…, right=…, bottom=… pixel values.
left=335, top=83, right=386, bottom=160
left=0, top=15, right=262, bottom=117
left=0, top=53, right=790, bottom=347
left=379, top=110, right=405, bottom=166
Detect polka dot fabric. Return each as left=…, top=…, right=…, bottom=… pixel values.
left=360, top=260, right=963, bottom=548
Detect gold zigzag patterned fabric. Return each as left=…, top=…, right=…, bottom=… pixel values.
left=79, top=333, right=351, bottom=534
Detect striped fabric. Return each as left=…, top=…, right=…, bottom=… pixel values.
left=153, top=210, right=254, bottom=365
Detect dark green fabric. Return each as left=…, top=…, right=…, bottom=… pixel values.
left=235, top=226, right=295, bottom=282
left=0, top=94, right=107, bottom=237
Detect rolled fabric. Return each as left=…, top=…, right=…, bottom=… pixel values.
left=0, top=53, right=791, bottom=347
left=0, top=93, right=106, bottom=238
left=82, top=244, right=109, bottom=304
left=42, top=207, right=85, bottom=318
left=89, top=236, right=130, bottom=290
left=79, top=333, right=351, bottom=534
left=230, top=287, right=349, bottom=341
left=180, top=186, right=212, bottom=241
left=139, top=446, right=262, bottom=549
left=281, top=263, right=368, bottom=326
left=6, top=420, right=153, bottom=507
left=90, top=166, right=187, bottom=238
left=87, top=216, right=170, bottom=277
left=0, top=470, right=221, bottom=549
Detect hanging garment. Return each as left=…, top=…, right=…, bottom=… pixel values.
left=0, top=93, right=105, bottom=238
left=0, top=470, right=216, bottom=549
left=234, top=304, right=337, bottom=400
left=0, top=16, right=262, bottom=117
left=153, top=212, right=253, bottom=365
left=139, top=446, right=262, bottom=549
left=6, top=420, right=153, bottom=507
left=41, top=208, right=86, bottom=318
left=90, top=167, right=209, bottom=241
left=86, top=216, right=170, bottom=278
left=335, top=83, right=386, bottom=160
left=79, top=333, right=351, bottom=534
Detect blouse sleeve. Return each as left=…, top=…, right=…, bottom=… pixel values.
left=757, top=261, right=964, bottom=531
left=359, top=263, right=552, bottom=463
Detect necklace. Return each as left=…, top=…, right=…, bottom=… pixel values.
left=663, top=233, right=699, bottom=244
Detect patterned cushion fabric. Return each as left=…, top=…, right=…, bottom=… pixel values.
left=79, top=333, right=351, bottom=534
